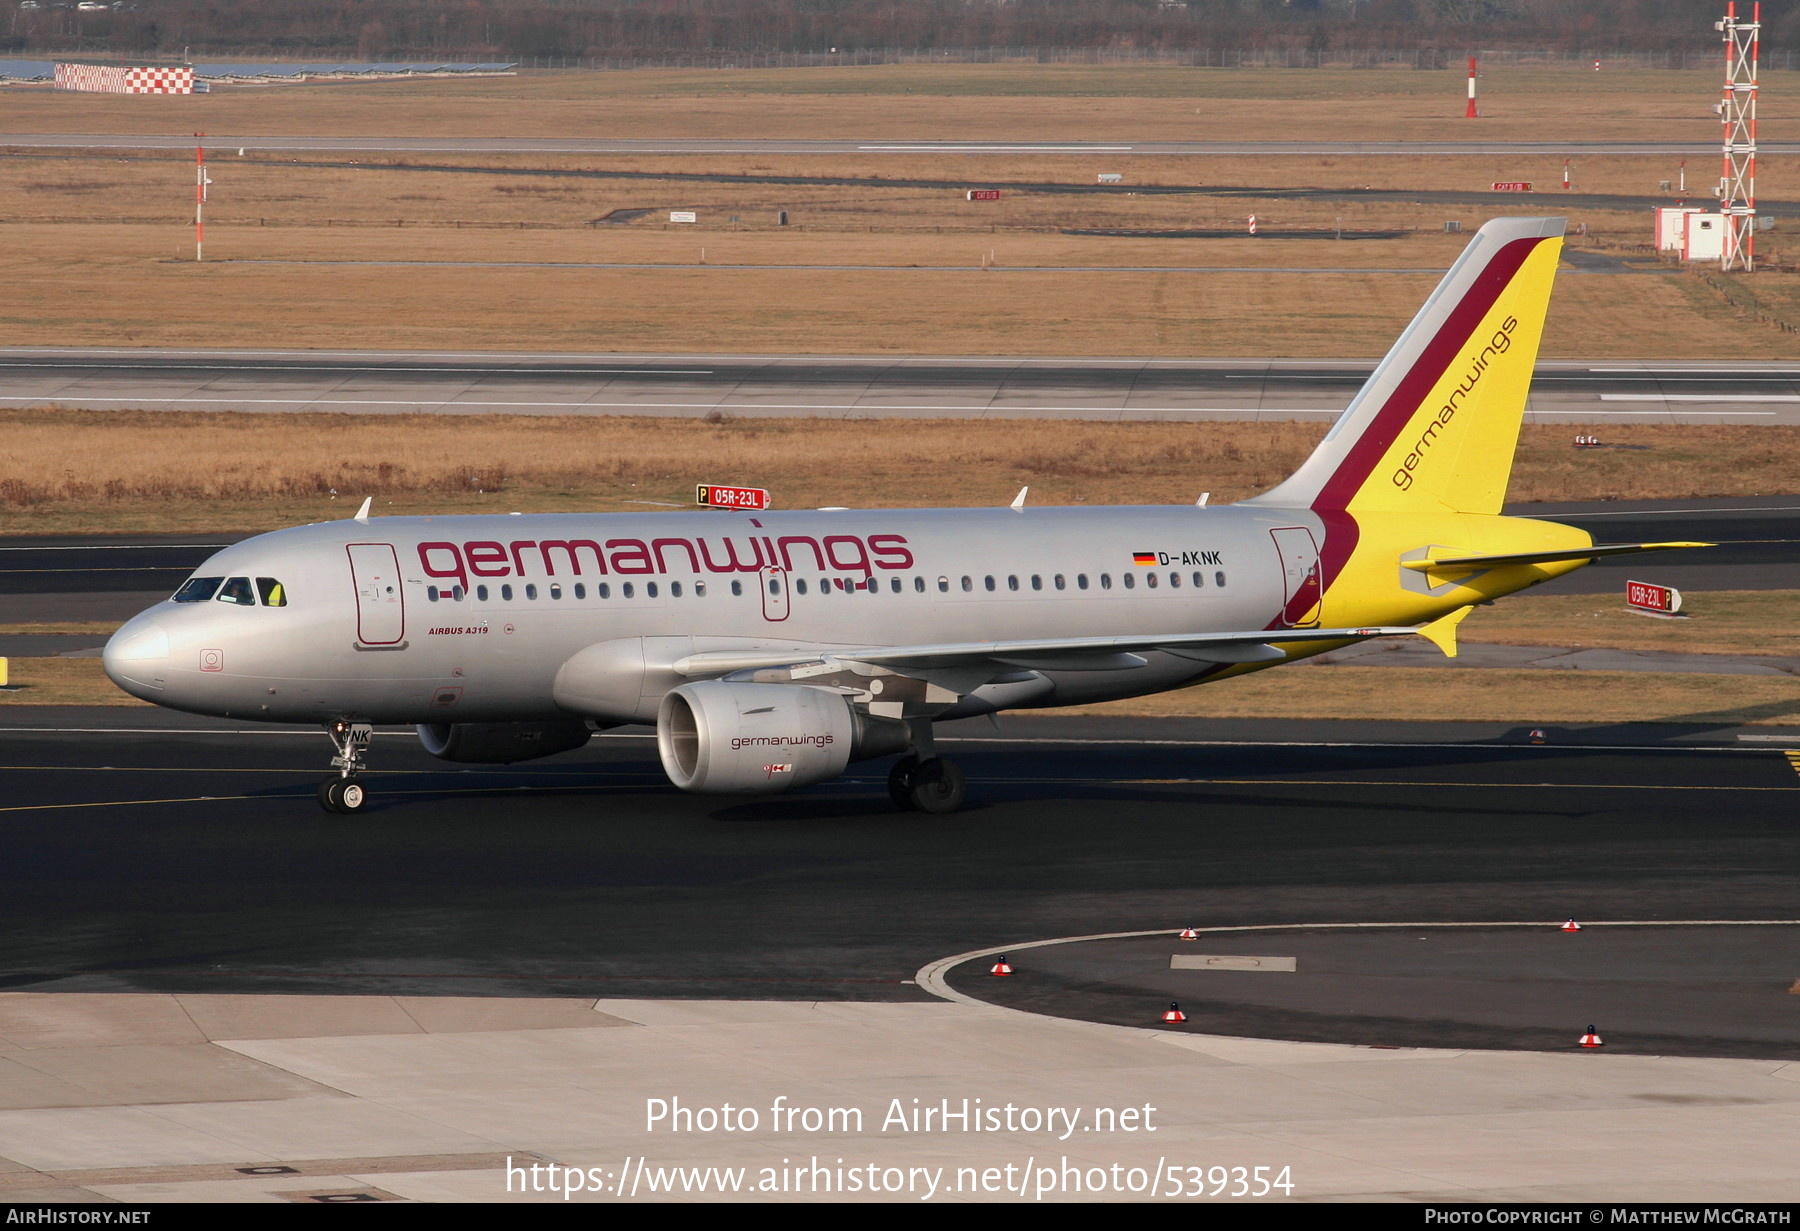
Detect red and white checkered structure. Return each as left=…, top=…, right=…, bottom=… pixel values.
left=54, top=63, right=195, bottom=94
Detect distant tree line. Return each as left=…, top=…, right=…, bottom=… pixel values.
left=6, top=0, right=1795, bottom=61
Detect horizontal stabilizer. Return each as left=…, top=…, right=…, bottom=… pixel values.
left=1400, top=541, right=1714, bottom=572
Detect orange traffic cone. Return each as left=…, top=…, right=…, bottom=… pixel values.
left=1561, top=919, right=1581, bottom=932
left=1161, top=1001, right=1187, bottom=1024
left=990, top=957, right=1013, bottom=976
left=1579, top=1025, right=1604, bottom=1048
left=1178, top=927, right=1199, bottom=940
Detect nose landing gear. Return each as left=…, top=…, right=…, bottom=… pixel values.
left=319, top=720, right=373, bottom=813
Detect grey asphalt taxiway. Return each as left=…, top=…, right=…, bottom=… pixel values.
left=0, top=709, right=1795, bottom=1061
left=7, top=349, right=1800, bottom=425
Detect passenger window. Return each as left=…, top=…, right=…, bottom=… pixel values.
left=256, top=577, right=287, bottom=607
left=1192, top=572, right=1204, bottom=588
left=428, top=586, right=441, bottom=603
left=796, top=579, right=809, bottom=595
left=1145, top=572, right=1157, bottom=589
left=961, top=576, right=972, bottom=592
left=598, top=583, right=611, bottom=599
left=623, top=582, right=635, bottom=599
left=695, top=581, right=706, bottom=597
left=938, top=576, right=949, bottom=592
left=574, top=583, right=586, bottom=599
left=1007, top=576, right=1018, bottom=591
left=217, top=576, right=256, bottom=606
left=671, top=581, right=683, bottom=598
left=477, top=584, right=490, bottom=601
left=731, top=580, right=743, bottom=596
left=173, top=576, right=223, bottom=603
left=1031, top=575, right=1042, bottom=591
left=1054, top=574, right=1066, bottom=590
left=550, top=583, right=562, bottom=600
left=1169, top=572, right=1181, bottom=589
left=1077, top=574, right=1088, bottom=590
left=1122, top=573, right=1136, bottom=590
left=647, top=582, right=658, bottom=598
left=1100, top=574, right=1112, bottom=590
left=501, top=584, right=514, bottom=601
left=890, top=577, right=901, bottom=594
left=1215, top=571, right=1227, bottom=588
left=984, top=576, right=996, bottom=592
left=915, top=577, right=926, bottom=593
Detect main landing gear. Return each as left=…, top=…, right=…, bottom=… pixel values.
left=886, top=720, right=966, bottom=814
left=887, top=756, right=967, bottom=814
left=319, top=719, right=372, bottom=814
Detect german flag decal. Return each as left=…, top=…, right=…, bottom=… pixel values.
left=1132, top=552, right=1157, bottom=566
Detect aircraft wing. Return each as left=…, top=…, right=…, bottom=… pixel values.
left=1401, top=541, right=1713, bottom=572
left=672, top=624, right=1417, bottom=678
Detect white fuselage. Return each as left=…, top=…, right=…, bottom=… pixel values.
left=103, top=504, right=1323, bottom=725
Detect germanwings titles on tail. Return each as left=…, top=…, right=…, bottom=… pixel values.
left=103, top=217, right=1706, bottom=814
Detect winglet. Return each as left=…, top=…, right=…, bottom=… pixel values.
left=353, top=497, right=372, bottom=524
left=1416, top=605, right=1476, bottom=659
left=1010, top=486, right=1029, bottom=510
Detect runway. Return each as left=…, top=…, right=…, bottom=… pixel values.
left=0, top=710, right=1793, bottom=1058
left=10, top=134, right=1800, bottom=158
left=7, top=349, right=1800, bottom=425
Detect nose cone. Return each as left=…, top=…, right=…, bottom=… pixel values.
left=103, top=614, right=169, bottom=699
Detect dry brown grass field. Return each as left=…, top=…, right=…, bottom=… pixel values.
left=2, top=410, right=1793, bottom=534
left=0, top=220, right=1787, bottom=356
left=1458, top=591, right=1800, bottom=658
left=1067, top=665, right=1800, bottom=726
left=2, top=64, right=1792, bottom=143
left=4, top=63, right=1797, bottom=357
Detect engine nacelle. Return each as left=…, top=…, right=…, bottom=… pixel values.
left=656, top=680, right=908, bottom=794
left=416, top=720, right=593, bottom=764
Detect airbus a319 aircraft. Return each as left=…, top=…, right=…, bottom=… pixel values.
left=104, top=217, right=1703, bottom=815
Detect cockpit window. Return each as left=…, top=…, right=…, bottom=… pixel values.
left=256, top=577, right=287, bottom=607
left=172, top=576, right=223, bottom=603
left=216, top=576, right=256, bottom=606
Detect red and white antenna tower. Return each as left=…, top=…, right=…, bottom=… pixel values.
left=1465, top=56, right=1478, bottom=119
left=1717, top=1, right=1759, bottom=272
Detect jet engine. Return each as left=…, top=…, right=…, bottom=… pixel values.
left=656, top=680, right=908, bottom=794
left=416, top=720, right=593, bottom=764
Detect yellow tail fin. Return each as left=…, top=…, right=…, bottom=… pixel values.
left=1249, top=217, right=1564, bottom=516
